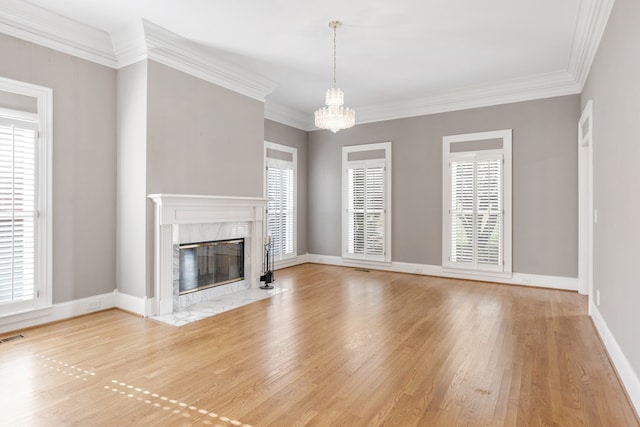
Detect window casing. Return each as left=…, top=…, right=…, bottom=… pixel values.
left=264, top=142, right=296, bottom=261
left=443, top=130, right=511, bottom=275
left=342, top=142, right=392, bottom=263
left=0, top=77, right=52, bottom=317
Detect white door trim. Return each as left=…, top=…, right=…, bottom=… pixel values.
left=578, top=100, right=594, bottom=311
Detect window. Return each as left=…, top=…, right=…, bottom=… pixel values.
left=0, top=113, right=37, bottom=305
left=0, top=77, right=52, bottom=316
left=342, top=142, right=391, bottom=263
left=264, top=142, right=296, bottom=261
left=443, top=130, right=511, bottom=275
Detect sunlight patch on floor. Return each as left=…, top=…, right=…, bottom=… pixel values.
left=106, top=379, right=251, bottom=426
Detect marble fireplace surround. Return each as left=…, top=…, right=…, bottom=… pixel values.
left=148, top=194, right=267, bottom=316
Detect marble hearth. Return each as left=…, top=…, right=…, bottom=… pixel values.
left=149, top=194, right=267, bottom=316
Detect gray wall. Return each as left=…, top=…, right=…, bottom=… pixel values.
left=146, top=61, right=264, bottom=197
left=144, top=60, right=265, bottom=296
left=0, top=34, right=116, bottom=302
left=116, top=61, right=148, bottom=297
left=264, top=119, right=308, bottom=255
left=581, top=0, right=640, bottom=380
left=308, top=95, right=580, bottom=278
left=0, top=91, right=37, bottom=112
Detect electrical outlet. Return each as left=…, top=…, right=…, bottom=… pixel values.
left=596, top=290, right=601, bottom=306
left=87, top=299, right=101, bottom=311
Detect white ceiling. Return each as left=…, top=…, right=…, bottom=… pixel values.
left=4, top=0, right=611, bottom=129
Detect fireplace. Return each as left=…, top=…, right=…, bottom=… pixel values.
left=179, top=238, right=244, bottom=294
left=149, top=194, right=267, bottom=316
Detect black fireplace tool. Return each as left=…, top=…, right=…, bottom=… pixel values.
left=260, top=235, right=274, bottom=289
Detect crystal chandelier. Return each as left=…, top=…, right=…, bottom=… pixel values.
left=314, top=21, right=355, bottom=133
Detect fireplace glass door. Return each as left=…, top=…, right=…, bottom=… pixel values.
left=179, top=238, right=244, bottom=294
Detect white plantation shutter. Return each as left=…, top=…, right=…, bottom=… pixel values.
left=450, top=158, right=474, bottom=264
left=265, top=142, right=296, bottom=261
left=347, top=165, right=385, bottom=256
left=347, top=167, right=365, bottom=254
left=366, top=167, right=385, bottom=256
left=266, top=167, right=282, bottom=256
left=443, top=129, right=511, bottom=275
left=476, top=156, right=502, bottom=266
left=0, top=117, right=38, bottom=304
left=343, top=142, right=391, bottom=263
left=267, top=166, right=294, bottom=258
left=449, top=153, right=503, bottom=268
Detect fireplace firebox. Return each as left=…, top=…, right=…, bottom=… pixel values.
left=179, top=238, right=244, bottom=295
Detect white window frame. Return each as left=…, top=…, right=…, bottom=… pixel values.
left=342, top=142, right=392, bottom=264
left=0, top=77, right=52, bottom=317
left=442, top=129, right=512, bottom=278
left=264, top=141, right=297, bottom=263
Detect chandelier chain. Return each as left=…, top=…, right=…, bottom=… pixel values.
left=333, top=22, right=337, bottom=88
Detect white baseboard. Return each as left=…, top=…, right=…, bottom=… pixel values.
left=591, top=303, right=640, bottom=417
left=113, top=290, right=149, bottom=317
left=0, top=290, right=157, bottom=334
left=305, top=254, right=578, bottom=291
left=274, top=254, right=310, bottom=270
left=0, top=291, right=116, bottom=335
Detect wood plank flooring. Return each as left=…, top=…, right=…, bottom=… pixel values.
left=0, top=263, right=638, bottom=426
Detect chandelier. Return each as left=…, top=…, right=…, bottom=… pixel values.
left=314, top=21, right=355, bottom=133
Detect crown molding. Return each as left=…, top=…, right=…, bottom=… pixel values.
left=110, top=21, right=147, bottom=68
left=278, top=70, right=581, bottom=131
left=0, top=0, right=613, bottom=126
left=142, top=21, right=277, bottom=102
left=269, top=0, right=614, bottom=130
left=111, top=20, right=277, bottom=102
left=264, top=100, right=312, bottom=131
left=0, top=2, right=276, bottom=102
left=352, top=71, right=581, bottom=126
left=0, top=0, right=117, bottom=67
left=568, top=0, right=615, bottom=90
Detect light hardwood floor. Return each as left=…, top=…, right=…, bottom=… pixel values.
left=1, top=264, right=638, bottom=426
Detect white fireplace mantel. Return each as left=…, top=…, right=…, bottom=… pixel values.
left=148, top=193, right=267, bottom=315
